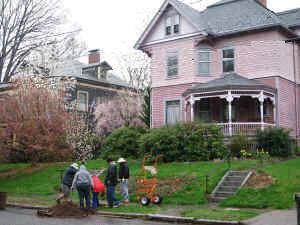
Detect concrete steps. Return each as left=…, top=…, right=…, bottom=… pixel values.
left=210, top=170, right=252, bottom=202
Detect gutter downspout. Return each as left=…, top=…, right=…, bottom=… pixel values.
left=292, top=42, right=299, bottom=142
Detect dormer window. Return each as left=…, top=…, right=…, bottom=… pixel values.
left=165, top=14, right=180, bottom=36
left=100, top=69, right=107, bottom=80
left=166, top=16, right=172, bottom=35
left=173, top=14, right=180, bottom=34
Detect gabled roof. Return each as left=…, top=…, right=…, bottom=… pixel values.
left=51, top=60, right=129, bottom=88
left=277, top=8, right=300, bottom=28
left=135, top=0, right=298, bottom=49
left=183, top=72, right=276, bottom=95
left=134, top=0, right=207, bottom=49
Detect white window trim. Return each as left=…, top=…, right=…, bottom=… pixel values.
left=197, top=48, right=211, bottom=76
left=222, top=47, right=235, bottom=74
left=77, top=90, right=89, bottom=112
left=164, top=14, right=181, bottom=37
left=164, top=98, right=182, bottom=125
left=166, top=50, right=179, bottom=78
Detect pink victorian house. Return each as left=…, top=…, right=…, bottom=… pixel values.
left=135, top=0, right=300, bottom=140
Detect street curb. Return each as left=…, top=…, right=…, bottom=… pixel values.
left=7, top=203, right=49, bottom=210
left=7, top=204, right=243, bottom=225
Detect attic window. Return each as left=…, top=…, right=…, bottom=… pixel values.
left=174, top=14, right=180, bottom=34
left=166, top=16, right=172, bottom=35
left=165, top=14, right=180, bottom=36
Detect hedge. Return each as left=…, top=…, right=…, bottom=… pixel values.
left=102, top=126, right=147, bottom=159
left=256, top=127, right=293, bottom=157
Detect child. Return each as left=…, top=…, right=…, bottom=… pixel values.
left=91, top=173, right=105, bottom=209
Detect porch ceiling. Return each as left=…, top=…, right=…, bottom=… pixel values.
left=183, top=73, right=276, bottom=96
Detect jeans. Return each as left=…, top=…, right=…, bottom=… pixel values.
left=77, top=184, right=91, bottom=209
left=120, top=179, right=129, bottom=201
left=106, top=185, right=119, bottom=207
left=92, top=192, right=99, bottom=209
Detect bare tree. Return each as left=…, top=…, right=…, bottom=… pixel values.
left=119, top=50, right=151, bottom=93
left=0, top=0, right=74, bottom=82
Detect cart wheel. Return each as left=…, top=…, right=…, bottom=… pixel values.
left=152, top=195, right=163, bottom=204
left=140, top=196, right=150, bottom=206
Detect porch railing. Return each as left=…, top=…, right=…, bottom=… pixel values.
left=218, top=122, right=275, bottom=136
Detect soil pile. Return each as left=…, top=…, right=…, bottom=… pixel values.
left=246, top=172, right=274, bottom=189
left=37, top=201, right=95, bottom=218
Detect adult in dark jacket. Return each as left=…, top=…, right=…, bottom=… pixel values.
left=118, top=157, right=130, bottom=203
left=104, top=158, right=120, bottom=207
left=56, top=163, right=79, bottom=203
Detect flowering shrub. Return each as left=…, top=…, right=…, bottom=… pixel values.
left=0, top=77, right=101, bottom=163
left=230, top=134, right=249, bottom=157
left=240, top=150, right=252, bottom=159
left=255, top=149, right=270, bottom=168
left=94, top=91, right=145, bottom=136
left=0, top=78, right=75, bottom=163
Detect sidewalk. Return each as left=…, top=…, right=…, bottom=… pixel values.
left=243, top=209, right=297, bottom=225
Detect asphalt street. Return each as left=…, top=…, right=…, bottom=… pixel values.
left=0, top=207, right=181, bottom=225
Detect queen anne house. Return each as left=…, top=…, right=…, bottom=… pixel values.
left=135, top=0, right=300, bottom=140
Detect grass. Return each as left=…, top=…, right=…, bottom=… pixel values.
left=220, top=158, right=300, bottom=209
left=0, top=158, right=299, bottom=210
left=0, top=163, right=29, bottom=173
left=99, top=204, right=160, bottom=214
left=182, top=208, right=258, bottom=221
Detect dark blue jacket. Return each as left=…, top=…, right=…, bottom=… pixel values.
left=62, top=166, right=77, bottom=187
left=105, top=163, right=118, bottom=186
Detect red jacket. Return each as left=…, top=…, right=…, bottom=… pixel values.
left=92, top=176, right=105, bottom=193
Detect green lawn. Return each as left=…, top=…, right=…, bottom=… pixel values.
left=0, top=158, right=299, bottom=210
left=0, top=163, right=29, bottom=173
left=182, top=208, right=258, bottom=221
left=220, top=158, right=300, bottom=209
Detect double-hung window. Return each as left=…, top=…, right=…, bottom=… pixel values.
left=222, top=48, right=234, bottom=73
left=173, top=14, right=180, bottom=34
left=167, top=52, right=178, bottom=77
left=165, top=14, right=180, bottom=36
left=166, top=16, right=172, bottom=36
left=78, top=91, right=88, bottom=112
left=165, top=100, right=180, bottom=125
left=198, top=48, right=211, bottom=75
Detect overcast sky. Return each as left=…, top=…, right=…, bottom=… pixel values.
left=62, top=0, right=300, bottom=72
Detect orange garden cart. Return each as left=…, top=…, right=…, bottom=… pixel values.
left=136, top=154, right=163, bottom=206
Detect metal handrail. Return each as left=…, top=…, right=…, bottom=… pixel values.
left=203, top=152, right=231, bottom=194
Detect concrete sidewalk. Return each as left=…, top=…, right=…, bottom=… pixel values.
left=243, top=209, right=296, bottom=225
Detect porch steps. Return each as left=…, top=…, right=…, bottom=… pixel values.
left=210, top=170, right=252, bottom=202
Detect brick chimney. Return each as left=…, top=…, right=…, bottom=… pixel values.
left=258, top=0, right=267, bottom=7
left=88, top=49, right=100, bottom=64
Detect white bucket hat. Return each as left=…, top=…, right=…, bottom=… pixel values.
left=70, top=163, right=79, bottom=170
left=117, top=158, right=126, bottom=163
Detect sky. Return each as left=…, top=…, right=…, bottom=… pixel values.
left=62, top=0, right=300, bottom=73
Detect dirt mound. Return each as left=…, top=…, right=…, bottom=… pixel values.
left=37, top=201, right=96, bottom=218
left=246, top=172, right=274, bottom=189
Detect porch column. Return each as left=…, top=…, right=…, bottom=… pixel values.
left=259, top=91, right=265, bottom=130
left=272, top=98, right=276, bottom=126
left=190, top=96, right=195, bottom=122
left=226, top=91, right=234, bottom=136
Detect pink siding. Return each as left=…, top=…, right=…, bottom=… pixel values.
left=146, top=29, right=300, bottom=139
left=151, top=84, right=192, bottom=128
left=149, top=30, right=296, bottom=88
left=276, top=77, right=298, bottom=137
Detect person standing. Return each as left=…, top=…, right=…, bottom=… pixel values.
left=118, top=158, right=130, bottom=203
left=71, top=165, right=93, bottom=209
left=104, top=158, right=120, bottom=208
left=91, top=173, right=105, bottom=209
left=56, top=163, right=79, bottom=203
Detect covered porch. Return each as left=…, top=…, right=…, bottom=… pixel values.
left=184, top=73, right=277, bottom=136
